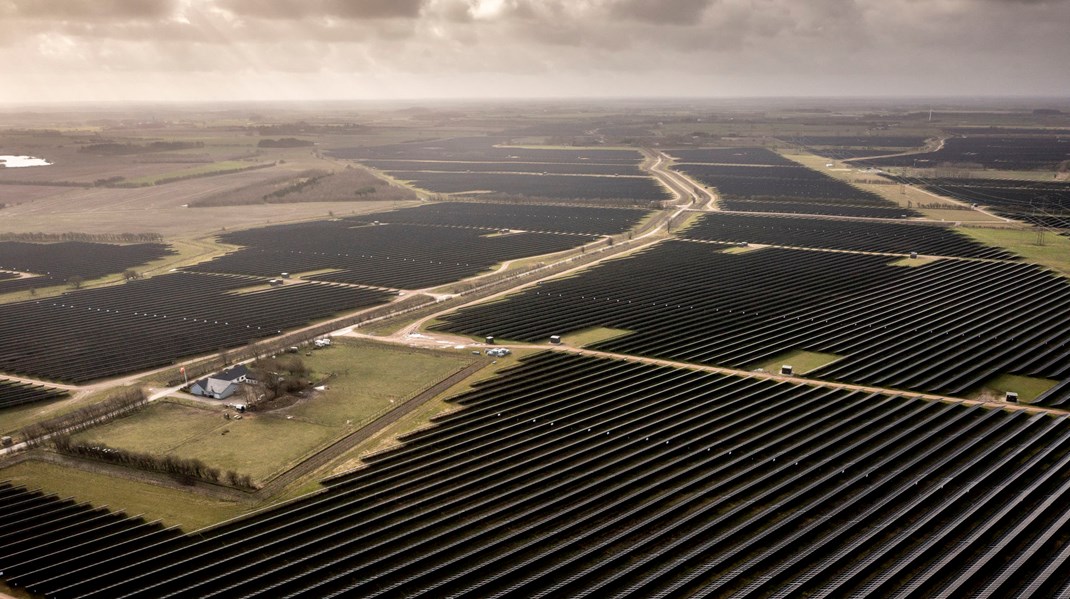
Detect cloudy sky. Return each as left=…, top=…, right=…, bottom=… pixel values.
left=1, top=0, right=1068, bottom=104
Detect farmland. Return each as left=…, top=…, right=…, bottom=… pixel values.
left=71, top=339, right=473, bottom=485
left=188, top=166, right=417, bottom=207
left=187, top=220, right=598, bottom=289
left=435, top=240, right=1070, bottom=404
left=0, top=272, right=393, bottom=383
left=7, top=353, right=1070, bottom=597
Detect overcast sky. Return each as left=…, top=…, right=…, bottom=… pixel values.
left=1, top=0, right=1068, bottom=104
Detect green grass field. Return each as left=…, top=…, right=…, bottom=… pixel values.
left=960, top=227, right=1070, bottom=275
left=0, top=461, right=246, bottom=531
left=974, top=374, right=1059, bottom=404
left=560, top=327, right=634, bottom=347
left=70, top=339, right=473, bottom=485
left=754, top=350, right=843, bottom=375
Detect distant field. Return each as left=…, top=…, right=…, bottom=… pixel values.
left=189, top=165, right=417, bottom=207
left=0, top=171, right=418, bottom=236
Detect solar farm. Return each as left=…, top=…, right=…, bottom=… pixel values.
left=330, top=136, right=672, bottom=205
left=666, top=148, right=920, bottom=219
left=3, top=103, right=1070, bottom=598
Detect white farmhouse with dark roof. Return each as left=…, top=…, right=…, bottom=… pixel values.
left=189, top=365, right=250, bottom=400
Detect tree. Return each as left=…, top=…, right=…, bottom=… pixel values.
left=67, top=275, right=84, bottom=290
left=122, top=269, right=141, bottom=281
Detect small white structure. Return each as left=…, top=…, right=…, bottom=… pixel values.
left=486, top=348, right=511, bottom=357
left=313, top=338, right=332, bottom=348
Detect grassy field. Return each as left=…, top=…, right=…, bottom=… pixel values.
left=973, top=374, right=1059, bottom=404
left=0, top=460, right=246, bottom=531
left=888, top=256, right=942, bottom=267
left=70, top=339, right=473, bottom=484
left=560, top=327, right=634, bottom=347
left=722, top=244, right=763, bottom=254
left=960, top=227, right=1070, bottom=275
left=754, top=350, right=843, bottom=375
left=119, top=161, right=270, bottom=186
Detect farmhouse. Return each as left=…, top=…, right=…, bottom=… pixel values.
left=189, top=365, right=250, bottom=400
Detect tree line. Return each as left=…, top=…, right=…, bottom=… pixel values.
left=51, top=435, right=255, bottom=489
left=19, top=387, right=149, bottom=447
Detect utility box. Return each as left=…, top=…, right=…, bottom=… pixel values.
left=550, top=335, right=562, bottom=344
left=1, top=436, right=12, bottom=447
left=781, top=365, right=793, bottom=376
left=1006, top=392, right=1019, bottom=403
left=486, top=336, right=495, bottom=345
left=910, top=252, right=918, bottom=259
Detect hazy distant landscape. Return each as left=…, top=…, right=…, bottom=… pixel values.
left=2, top=0, right=1070, bottom=597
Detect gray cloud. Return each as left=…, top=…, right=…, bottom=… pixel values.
left=2, top=0, right=177, bottom=20
left=0, top=0, right=1068, bottom=103
left=217, top=0, right=427, bottom=20
left=607, top=0, right=714, bottom=25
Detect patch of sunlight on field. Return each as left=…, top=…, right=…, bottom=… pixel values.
left=754, top=350, right=844, bottom=375
left=973, top=374, right=1059, bottom=404
left=959, top=227, right=1070, bottom=276
left=561, top=327, right=634, bottom=347
left=0, top=461, right=246, bottom=531
left=888, top=256, right=941, bottom=267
